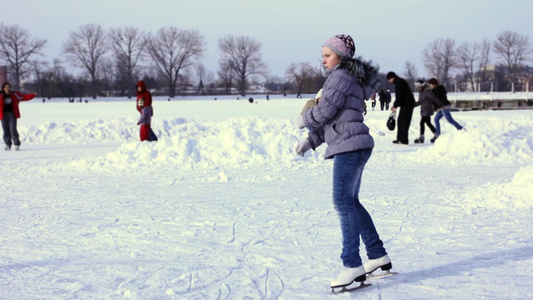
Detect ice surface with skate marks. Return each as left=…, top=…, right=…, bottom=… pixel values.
left=1, top=97, right=531, bottom=299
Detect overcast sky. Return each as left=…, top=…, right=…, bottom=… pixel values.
left=2, top=0, right=532, bottom=80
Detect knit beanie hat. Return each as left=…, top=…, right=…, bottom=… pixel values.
left=323, top=34, right=355, bottom=58
left=386, top=72, right=397, bottom=80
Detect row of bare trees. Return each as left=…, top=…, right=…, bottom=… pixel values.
left=0, top=24, right=47, bottom=91
left=0, top=23, right=273, bottom=98
left=0, top=23, right=530, bottom=97
left=62, top=24, right=213, bottom=98
left=406, top=31, right=532, bottom=92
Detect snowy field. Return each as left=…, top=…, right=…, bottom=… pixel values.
left=1, top=95, right=532, bottom=299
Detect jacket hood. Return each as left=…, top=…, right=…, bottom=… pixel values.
left=338, top=57, right=380, bottom=91
left=136, top=81, right=147, bottom=93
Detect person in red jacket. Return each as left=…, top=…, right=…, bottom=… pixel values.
left=0, top=82, right=36, bottom=151
left=135, top=81, right=154, bottom=141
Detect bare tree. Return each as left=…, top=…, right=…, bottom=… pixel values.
left=286, top=62, right=316, bottom=96
left=195, top=64, right=215, bottom=94
left=217, top=60, right=234, bottom=94
left=145, top=27, right=206, bottom=97
left=218, top=35, right=267, bottom=96
left=98, top=58, right=115, bottom=96
left=30, top=60, right=48, bottom=97
left=0, top=24, right=47, bottom=90
left=177, top=69, right=193, bottom=95
left=63, top=24, right=108, bottom=98
left=456, top=42, right=480, bottom=91
left=423, top=38, right=457, bottom=86
left=493, top=31, right=532, bottom=86
left=50, top=59, right=69, bottom=84
left=477, top=39, right=491, bottom=91
left=108, top=27, right=146, bottom=97
left=403, top=60, right=418, bottom=89
left=195, top=64, right=208, bottom=94
left=40, top=59, right=78, bottom=98
left=204, top=71, right=215, bottom=94
left=43, top=59, right=63, bottom=96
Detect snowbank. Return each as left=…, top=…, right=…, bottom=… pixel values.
left=462, top=165, right=533, bottom=210
left=63, top=117, right=322, bottom=171
left=20, top=112, right=532, bottom=171
left=405, top=114, right=532, bottom=165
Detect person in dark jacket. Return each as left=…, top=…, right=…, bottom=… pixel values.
left=295, top=34, right=391, bottom=290
left=413, top=80, right=441, bottom=143
left=387, top=72, right=415, bottom=145
left=0, top=82, right=36, bottom=151
left=428, top=78, right=464, bottom=142
left=378, top=89, right=386, bottom=111
left=136, top=81, right=154, bottom=142
left=385, top=90, right=391, bottom=110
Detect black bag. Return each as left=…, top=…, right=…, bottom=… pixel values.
left=386, top=112, right=396, bottom=131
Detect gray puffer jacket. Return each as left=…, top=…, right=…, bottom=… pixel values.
left=415, top=88, right=442, bottom=117
left=303, top=66, right=374, bottom=159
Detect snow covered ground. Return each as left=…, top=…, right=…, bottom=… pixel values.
left=1, top=96, right=532, bottom=299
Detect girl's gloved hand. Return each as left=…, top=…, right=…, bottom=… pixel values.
left=295, top=139, right=311, bottom=156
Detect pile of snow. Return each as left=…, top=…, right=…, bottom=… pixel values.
left=20, top=110, right=532, bottom=171
left=462, top=165, right=533, bottom=210
left=405, top=114, right=532, bottom=165
left=21, top=119, right=135, bottom=143
left=66, top=117, right=324, bottom=171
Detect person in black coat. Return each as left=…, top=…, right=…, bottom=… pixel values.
left=387, top=72, right=415, bottom=145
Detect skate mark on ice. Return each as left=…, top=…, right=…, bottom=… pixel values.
left=216, top=283, right=231, bottom=299
left=311, top=225, right=319, bottom=245
left=227, top=221, right=237, bottom=244
left=300, top=273, right=319, bottom=282
left=0, top=223, right=24, bottom=231
left=252, top=267, right=284, bottom=299
left=265, top=268, right=284, bottom=299
left=384, top=208, right=411, bottom=243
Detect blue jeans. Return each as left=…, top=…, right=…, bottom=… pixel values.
left=434, top=107, right=463, bottom=135
left=332, top=149, right=387, bottom=268
left=1, top=111, right=20, bottom=147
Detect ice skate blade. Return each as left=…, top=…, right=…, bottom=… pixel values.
left=367, top=271, right=398, bottom=280
left=331, top=282, right=371, bottom=294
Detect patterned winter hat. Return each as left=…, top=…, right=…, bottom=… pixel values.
left=323, top=34, right=356, bottom=58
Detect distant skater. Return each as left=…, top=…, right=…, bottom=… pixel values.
left=428, top=78, right=464, bottom=142
left=0, top=82, right=36, bottom=151
left=387, top=72, right=415, bottom=145
left=413, top=80, right=441, bottom=143
left=378, top=89, right=386, bottom=111
left=136, top=81, right=154, bottom=142
left=385, top=90, right=391, bottom=110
